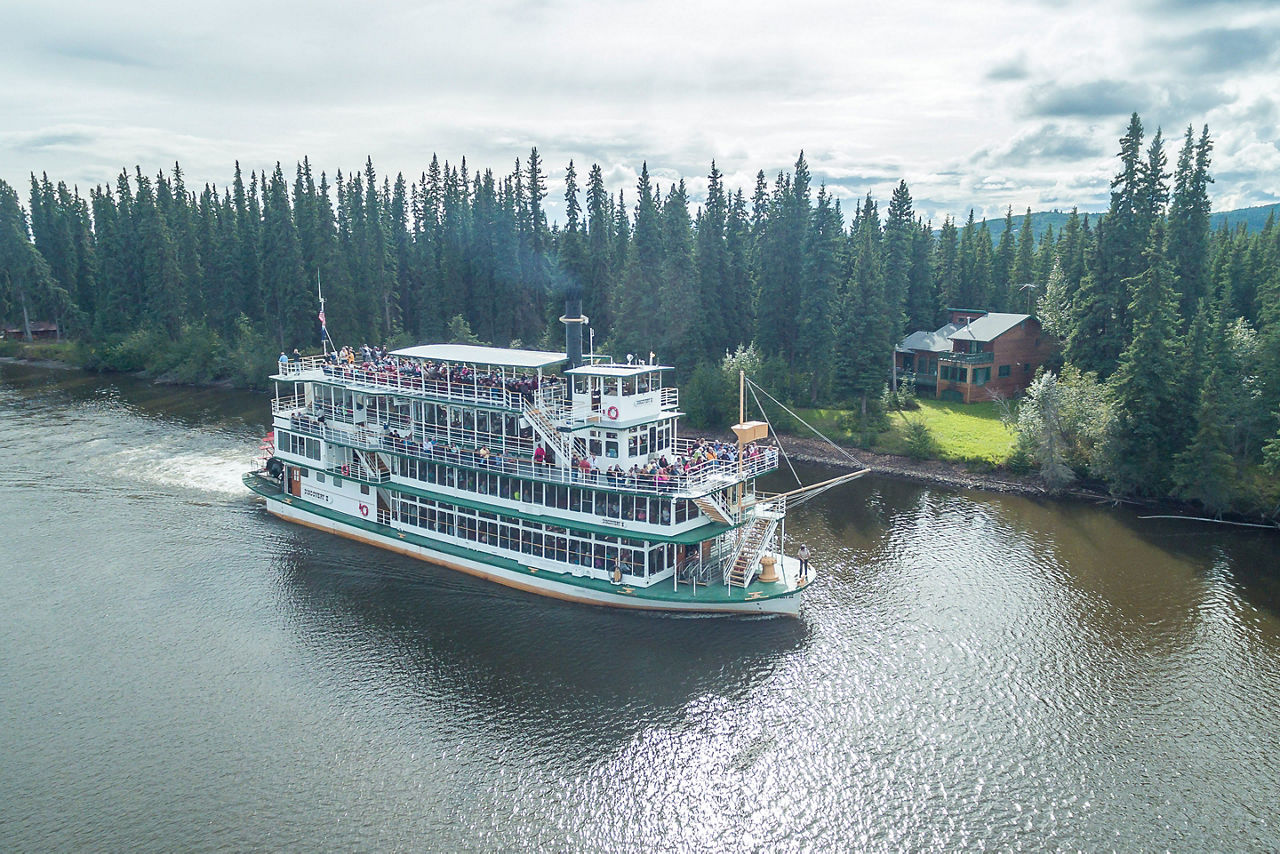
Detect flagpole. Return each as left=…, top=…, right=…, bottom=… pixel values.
left=317, top=270, right=331, bottom=356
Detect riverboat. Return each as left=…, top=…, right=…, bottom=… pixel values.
left=245, top=305, right=862, bottom=615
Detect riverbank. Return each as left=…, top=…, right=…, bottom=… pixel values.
left=4, top=347, right=1272, bottom=524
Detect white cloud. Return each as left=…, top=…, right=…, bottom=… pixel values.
left=1, top=0, right=1277, bottom=223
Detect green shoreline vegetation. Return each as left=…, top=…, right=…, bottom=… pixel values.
left=2, top=113, right=1280, bottom=518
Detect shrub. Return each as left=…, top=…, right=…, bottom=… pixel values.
left=903, top=418, right=938, bottom=460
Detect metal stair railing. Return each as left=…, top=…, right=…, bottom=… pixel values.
left=722, top=514, right=773, bottom=587
left=520, top=398, right=578, bottom=465
left=692, top=492, right=736, bottom=525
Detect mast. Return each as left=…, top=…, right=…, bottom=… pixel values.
left=737, top=370, right=745, bottom=514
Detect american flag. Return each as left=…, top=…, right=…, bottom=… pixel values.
left=318, top=309, right=326, bottom=326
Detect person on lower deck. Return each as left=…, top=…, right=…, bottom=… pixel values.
left=798, top=544, right=811, bottom=581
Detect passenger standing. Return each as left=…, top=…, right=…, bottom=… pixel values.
left=798, top=544, right=811, bottom=581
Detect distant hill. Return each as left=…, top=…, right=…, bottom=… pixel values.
left=971, top=202, right=1279, bottom=245
left=1210, top=202, right=1280, bottom=232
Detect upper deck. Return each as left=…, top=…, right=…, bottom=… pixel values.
left=272, top=348, right=778, bottom=499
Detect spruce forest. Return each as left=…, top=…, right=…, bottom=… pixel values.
left=2, top=113, right=1280, bottom=517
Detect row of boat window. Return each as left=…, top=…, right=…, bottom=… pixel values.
left=391, top=495, right=678, bottom=579
left=394, top=457, right=697, bottom=525
left=308, top=388, right=678, bottom=463
left=279, top=431, right=321, bottom=461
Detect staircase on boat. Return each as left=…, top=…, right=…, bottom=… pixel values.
left=722, top=498, right=784, bottom=588
left=692, top=492, right=736, bottom=524
left=521, top=399, right=579, bottom=465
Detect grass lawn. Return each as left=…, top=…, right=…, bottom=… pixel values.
left=797, top=398, right=1017, bottom=467
left=879, top=399, right=1016, bottom=465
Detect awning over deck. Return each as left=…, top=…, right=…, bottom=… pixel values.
left=390, top=343, right=567, bottom=370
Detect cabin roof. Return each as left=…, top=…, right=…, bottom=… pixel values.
left=947, top=312, right=1031, bottom=342
left=390, top=343, right=567, bottom=369
left=897, top=323, right=959, bottom=353
left=564, top=363, right=671, bottom=378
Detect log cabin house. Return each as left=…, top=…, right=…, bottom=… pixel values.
left=894, top=309, right=1056, bottom=403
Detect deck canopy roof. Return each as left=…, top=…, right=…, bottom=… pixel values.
left=897, top=324, right=959, bottom=353
left=390, top=343, right=567, bottom=369
left=564, top=363, right=672, bottom=378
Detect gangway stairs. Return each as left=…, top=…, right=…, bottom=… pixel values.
left=725, top=511, right=780, bottom=588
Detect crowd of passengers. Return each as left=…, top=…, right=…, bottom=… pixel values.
left=318, top=344, right=550, bottom=399
left=290, top=405, right=776, bottom=491
left=378, top=429, right=776, bottom=491
left=570, top=437, right=774, bottom=487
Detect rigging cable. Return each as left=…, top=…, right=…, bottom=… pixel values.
left=746, top=378, right=867, bottom=469
left=746, top=379, right=802, bottom=488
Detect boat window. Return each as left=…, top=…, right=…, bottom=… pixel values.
left=605, top=440, right=618, bottom=458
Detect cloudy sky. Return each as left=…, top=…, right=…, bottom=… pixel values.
left=2, top=0, right=1277, bottom=225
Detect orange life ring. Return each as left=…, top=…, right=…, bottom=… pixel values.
left=606, top=405, right=619, bottom=420
left=359, top=503, right=369, bottom=517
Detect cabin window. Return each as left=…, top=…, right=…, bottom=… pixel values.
left=316, top=472, right=325, bottom=483
left=998, top=364, right=1011, bottom=377
left=360, top=484, right=370, bottom=495
left=605, top=440, right=619, bottom=458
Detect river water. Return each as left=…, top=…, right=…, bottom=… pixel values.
left=2, top=361, right=1279, bottom=852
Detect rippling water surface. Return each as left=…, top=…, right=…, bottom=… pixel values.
left=3, top=361, right=1279, bottom=851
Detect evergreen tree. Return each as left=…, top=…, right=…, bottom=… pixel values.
left=905, top=218, right=936, bottom=331
left=993, top=207, right=1016, bottom=309
left=755, top=153, right=810, bottom=366
left=1102, top=221, right=1183, bottom=496
left=1011, top=207, right=1035, bottom=290
left=882, top=180, right=914, bottom=340
left=723, top=188, right=755, bottom=352
left=833, top=195, right=888, bottom=406
left=657, top=180, right=697, bottom=367
left=260, top=162, right=307, bottom=348
left=1168, top=125, right=1214, bottom=326
left=795, top=185, right=844, bottom=402
left=132, top=168, right=184, bottom=339
left=693, top=161, right=730, bottom=364
left=933, top=216, right=959, bottom=323
left=0, top=180, right=68, bottom=338
left=612, top=164, right=663, bottom=358
left=1171, top=321, right=1236, bottom=514
left=583, top=163, right=613, bottom=339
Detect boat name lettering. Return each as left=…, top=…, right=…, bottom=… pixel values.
left=302, top=487, right=333, bottom=504
left=635, top=396, right=654, bottom=406
left=599, top=517, right=625, bottom=527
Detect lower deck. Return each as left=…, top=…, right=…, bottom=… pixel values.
left=244, top=472, right=807, bottom=615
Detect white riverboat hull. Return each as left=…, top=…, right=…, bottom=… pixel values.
left=264, top=497, right=802, bottom=616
